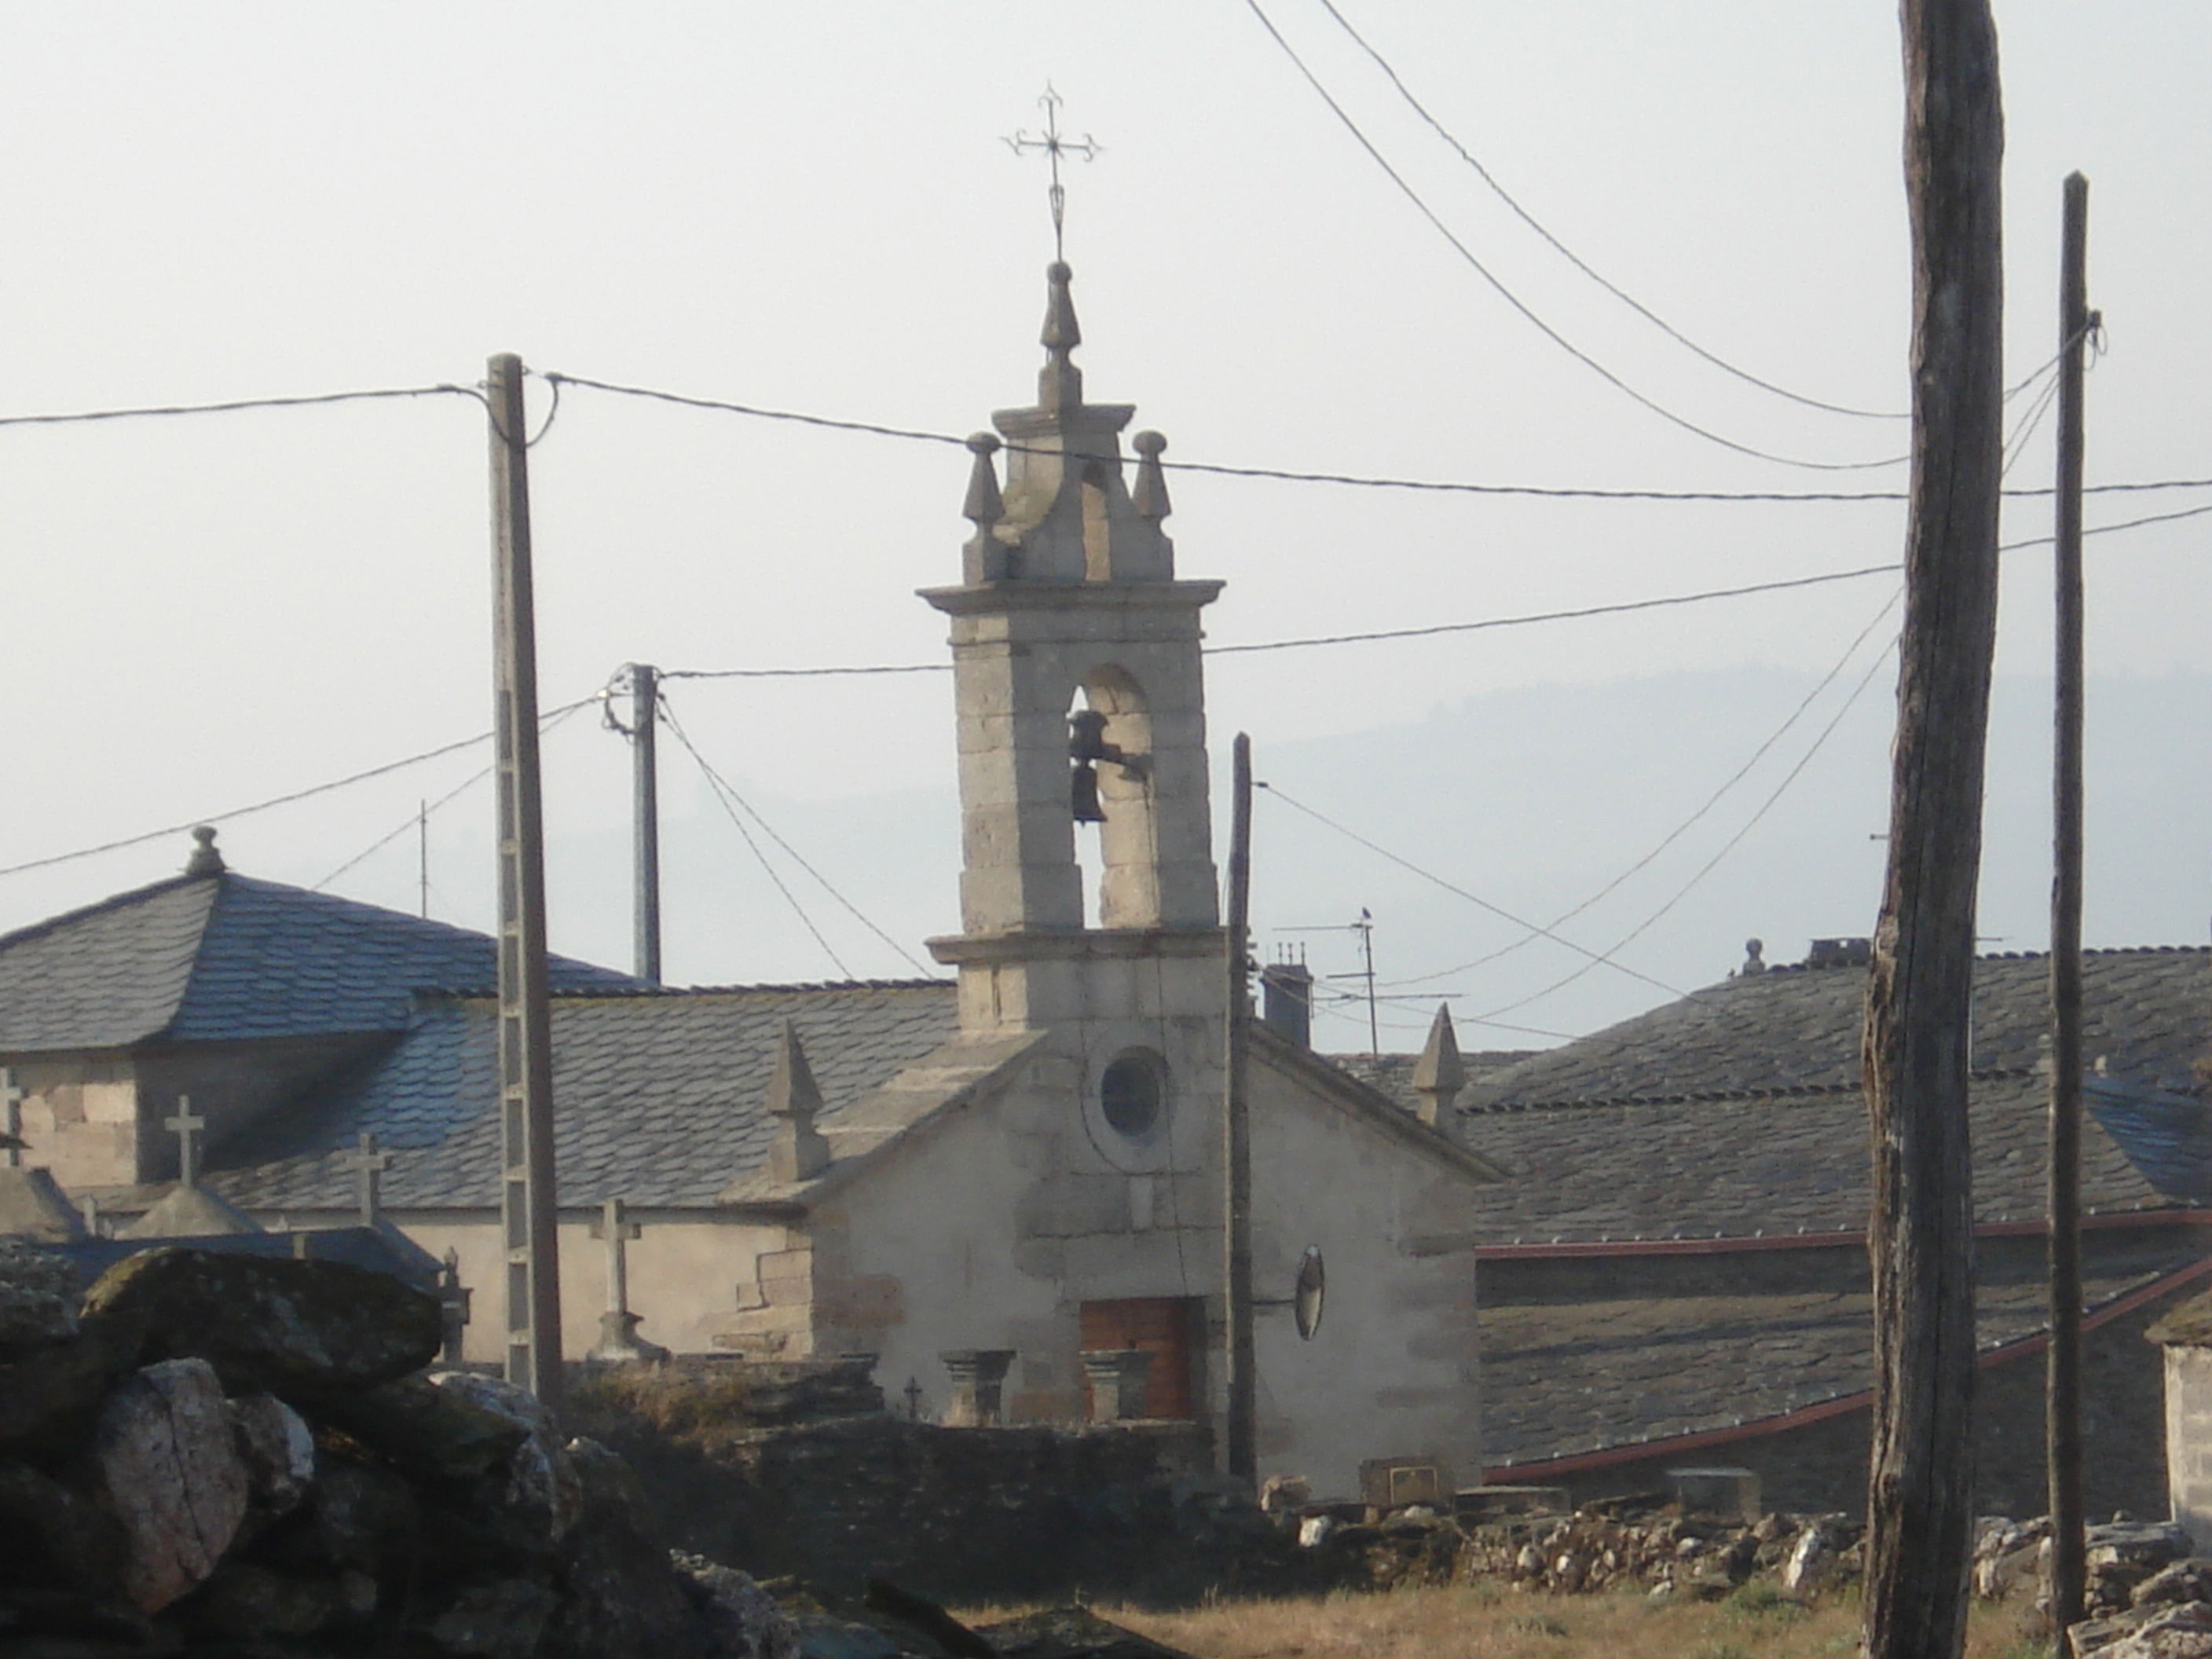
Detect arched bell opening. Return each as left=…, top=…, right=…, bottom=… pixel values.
left=1070, top=665, right=1160, bottom=929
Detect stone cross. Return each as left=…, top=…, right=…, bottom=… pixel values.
left=594, top=1196, right=642, bottom=1319
left=79, top=1193, right=103, bottom=1239
left=166, top=1098, right=207, bottom=1187
left=1, top=1068, right=23, bottom=1168
left=903, top=1376, right=924, bottom=1422
left=343, top=1132, right=392, bottom=1227
left=439, top=1247, right=473, bottom=1368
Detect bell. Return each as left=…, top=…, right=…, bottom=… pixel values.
left=1071, top=762, right=1106, bottom=823
left=1068, top=708, right=1111, bottom=763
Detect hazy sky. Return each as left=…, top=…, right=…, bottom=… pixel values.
left=3, top=3, right=2207, bottom=1043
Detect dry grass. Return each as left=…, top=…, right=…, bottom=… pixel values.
left=961, top=1584, right=2048, bottom=1659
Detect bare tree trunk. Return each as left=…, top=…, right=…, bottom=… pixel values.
left=1862, top=3, right=2005, bottom=1657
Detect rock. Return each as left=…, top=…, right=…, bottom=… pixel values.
left=2071, top=1599, right=2212, bottom=1658
left=0, top=1460, right=132, bottom=1598
left=672, top=1553, right=803, bottom=1659
left=428, top=1577, right=561, bottom=1658
left=430, top=1372, right=584, bottom=1544
left=2089, top=1521, right=2192, bottom=1577
left=1258, top=1474, right=1310, bottom=1514
left=0, top=1236, right=79, bottom=1356
left=256, top=1453, right=419, bottom=1579
left=540, top=1437, right=712, bottom=1659
left=789, top=1613, right=911, bottom=1659
left=82, top=1247, right=441, bottom=1401
left=314, top=1372, right=531, bottom=1481
left=231, top=1391, right=317, bottom=1515
left=2133, top=1558, right=2212, bottom=1610
left=94, top=1357, right=251, bottom=1613
left=0, top=1308, right=141, bottom=1455
left=1782, top=1522, right=1837, bottom=1596
left=971, top=1606, right=1203, bottom=1658
left=193, top=1560, right=352, bottom=1639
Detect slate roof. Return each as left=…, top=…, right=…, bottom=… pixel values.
left=1335, top=947, right=2212, bottom=1246
left=1483, top=1257, right=2200, bottom=1470
left=210, top=981, right=960, bottom=1210
left=0, top=871, right=639, bottom=1053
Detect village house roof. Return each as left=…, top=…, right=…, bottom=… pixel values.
left=209, top=981, right=961, bottom=1212
left=1346, top=946, right=2212, bottom=1247
left=0, top=865, right=638, bottom=1054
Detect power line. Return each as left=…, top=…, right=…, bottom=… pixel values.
left=1255, top=781, right=1706, bottom=1006
left=310, top=698, right=597, bottom=893
left=1311, top=0, right=1910, bottom=422
left=659, top=700, right=935, bottom=978
left=543, top=368, right=2208, bottom=504
left=0, top=383, right=484, bottom=429
left=1240, top=0, right=1909, bottom=473
left=1382, top=584, right=1906, bottom=990
left=0, top=696, right=598, bottom=882
left=1466, top=619, right=1899, bottom=1026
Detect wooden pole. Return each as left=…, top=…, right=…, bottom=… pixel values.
left=2046, top=168, right=2092, bottom=1638
left=1862, top=4, right=2004, bottom=1656
left=488, top=353, right=564, bottom=1410
left=1223, top=731, right=1257, bottom=1484
left=630, top=663, right=663, bottom=987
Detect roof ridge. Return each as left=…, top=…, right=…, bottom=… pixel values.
left=0, top=870, right=211, bottom=958
left=414, top=978, right=954, bottom=1002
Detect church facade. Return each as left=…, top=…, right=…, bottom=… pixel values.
left=0, top=263, right=1496, bottom=1500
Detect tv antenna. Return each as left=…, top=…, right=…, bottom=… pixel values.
left=1277, top=909, right=1379, bottom=1054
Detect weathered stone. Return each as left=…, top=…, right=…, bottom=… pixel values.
left=82, top=1247, right=440, bottom=1400
left=0, top=1584, right=156, bottom=1649
left=428, top=1577, right=560, bottom=1658
left=2072, top=1599, right=2212, bottom=1658
left=94, top=1357, right=250, bottom=1612
left=430, top=1371, right=582, bottom=1544
left=2134, top=1558, right=2212, bottom=1610
left=313, top=1372, right=530, bottom=1481
left=260, top=1455, right=418, bottom=1579
left=541, top=1437, right=711, bottom=1659
left=194, top=1560, right=351, bottom=1639
left=0, top=1309, right=139, bottom=1455
left=672, top=1553, right=803, bottom=1659
left=0, top=1236, right=79, bottom=1356
left=232, top=1391, right=317, bottom=1515
left=0, top=1460, right=131, bottom=1598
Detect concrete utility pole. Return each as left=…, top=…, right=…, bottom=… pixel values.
left=487, top=353, right=564, bottom=1410
left=1862, top=4, right=2005, bottom=1657
left=2046, top=169, right=2093, bottom=1638
left=1223, top=732, right=1256, bottom=1485
left=628, top=664, right=662, bottom=987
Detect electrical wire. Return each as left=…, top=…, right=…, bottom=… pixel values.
left=658, top=700, right=936, bottom=978
left=1467, top=622, right=1899, bottom=1025
left=1256, top=782, right=1705, bottom=1005
left=0, top=383, right=486, bottom=429
left=1240, top=0, right=1909, bottom=473
left=310, top=698, right=596, bottom=892
left=543, top=368, right=2207, bottom=504
left=1382, top=585, right=1905, bottom=990
left=0, top=696, right=598, bottom=882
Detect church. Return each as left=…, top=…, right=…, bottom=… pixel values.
left=0, top=261, right=1500, bottom=1500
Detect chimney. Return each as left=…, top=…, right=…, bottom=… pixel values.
left=765, top=1020, right=831, bottom=1184
left=1261, top=956, right=1314, bottom=1049
left=1411, top=1004, right=1467, bottom=1135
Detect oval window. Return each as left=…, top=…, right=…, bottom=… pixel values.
left=1100, top=1052, right=1166, bottom=1138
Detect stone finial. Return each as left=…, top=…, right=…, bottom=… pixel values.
left=962, top=432, right=1005, bottom=526
left=765, top=1020, right=830, bottom=1185
left=1741, top=937, right=1767, bottom=976
left=185, top=826, right=225, bottom=877
left=1038, top=261, right=1084, bottom=410
left=1131, top=430, right=1171, bottom=521
left=1411, top=1005, right=1467, bottom=1132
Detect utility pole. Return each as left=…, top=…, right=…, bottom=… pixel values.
left=1222, top=731, right=1256, bottom=1485
left=418, top=799, right=430, bottom=919
left=2046, top=169, right=2093, bottom=1639
left=628, top=664, right=663, bottom=986
left=1862, top=3, right=2004, bottom=1656
left=487, top=353, right=564, bottom=1410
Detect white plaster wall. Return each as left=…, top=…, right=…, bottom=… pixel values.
left=2169, top=1347, right=2212, bottom=1548
left=1247, top=1055, right=1484, bottom=1501
left=395, top=1213, right=792, bottom=1363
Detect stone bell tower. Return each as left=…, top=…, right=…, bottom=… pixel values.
left=923, top=261, right=1224, bottom=1038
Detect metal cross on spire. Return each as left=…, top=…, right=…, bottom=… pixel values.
left=1004, top=84, right=1101, bottom=262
